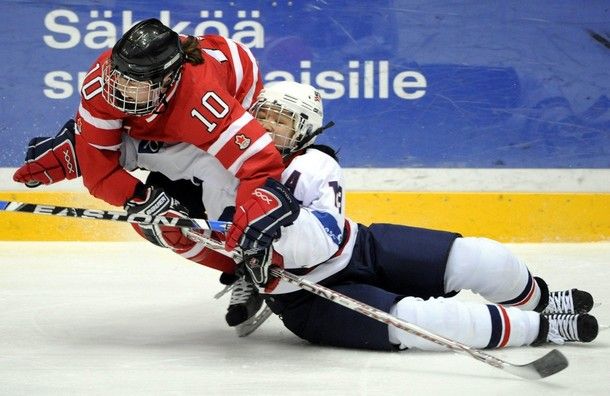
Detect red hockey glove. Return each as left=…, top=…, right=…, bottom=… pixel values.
left=13, top=119, right=80, bottom=187
left=125, top=186, right=195, bottom=251
left=225, top=178, right=300, bottom=252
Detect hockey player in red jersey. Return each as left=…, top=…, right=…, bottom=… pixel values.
left=13, top=19, right=298, bottom=332
left=74, top=18, right=280, bottom=205
left=71, top=18, right=291, bottom=261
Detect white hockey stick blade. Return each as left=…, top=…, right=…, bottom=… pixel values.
left=235, top=305, right=274, bottom=337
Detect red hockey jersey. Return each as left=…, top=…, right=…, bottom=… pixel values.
left=75, top=35, right=283, bottom=207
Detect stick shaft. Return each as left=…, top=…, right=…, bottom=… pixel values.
left=0, top=200, right=230, bottom=232
left=270, top=268, right=492, bottom=356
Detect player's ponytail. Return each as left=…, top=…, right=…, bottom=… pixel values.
left=181, top=36, right=204, bottom=65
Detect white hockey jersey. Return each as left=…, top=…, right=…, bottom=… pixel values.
left=120, top=138, right=358, bottom=294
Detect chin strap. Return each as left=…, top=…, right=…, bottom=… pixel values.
left=153, top=69, right=183, bottom=115
left=287, top=121, right=335, bottom=155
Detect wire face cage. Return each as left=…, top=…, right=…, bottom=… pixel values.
left=251, top=101, right=303, bottom=153
left=102, top=60, right=164, bottom=115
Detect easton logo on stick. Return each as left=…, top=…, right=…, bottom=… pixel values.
left=0, top=201, right=232, bottom=232
left=27, top=204, right=185, bottom=226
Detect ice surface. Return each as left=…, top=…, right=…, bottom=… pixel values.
left=0, top=242, right=608, bottom=395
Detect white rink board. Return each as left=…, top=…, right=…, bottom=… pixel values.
left=0, top=241, right=609, bottom=395
left=343, top=168, right=610, bottom=192
left=2, top=168, right=610, bottom=192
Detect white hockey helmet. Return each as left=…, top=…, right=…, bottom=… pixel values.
left=250, top=81, right=324, bottom=156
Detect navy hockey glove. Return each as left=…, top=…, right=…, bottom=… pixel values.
left=226, top=178, right=300, bottom=252
left=13, top=119, right=80, bottom=187
left=241, top=247, right=275, bottom=287
left=125, top=186, right=195, bottom=251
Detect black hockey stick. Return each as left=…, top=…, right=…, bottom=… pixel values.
left=0, top=200, right=230, bottom=233
left=185, top=230, right=569, bottom=380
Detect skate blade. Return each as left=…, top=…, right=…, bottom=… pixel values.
left=235, top=305, right=273, bottom=337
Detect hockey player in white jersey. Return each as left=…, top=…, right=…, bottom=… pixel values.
left=227, top=81, right=599, bottom=350
left=14, top=81, right=599, bottom=351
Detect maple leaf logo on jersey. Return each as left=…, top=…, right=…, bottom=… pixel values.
left=235, top=134, right=251, bottom=150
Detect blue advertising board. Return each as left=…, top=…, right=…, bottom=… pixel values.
left=0, top=1, right=608, bottom=168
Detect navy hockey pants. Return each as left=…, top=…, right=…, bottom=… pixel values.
left=265, top=223, right=461, bottom=351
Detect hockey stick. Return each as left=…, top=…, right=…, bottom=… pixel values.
left=269, top=268, right=568, bottom=380
left=185, top=230, right=569, bottom=380
left=1, top=199, right=569, bottom=378
left=0, top=200, right=230, bottom=233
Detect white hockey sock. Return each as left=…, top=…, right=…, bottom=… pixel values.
left=388, top=297, right=541, bottom=351
left=444, top=237, right=541, bottom=310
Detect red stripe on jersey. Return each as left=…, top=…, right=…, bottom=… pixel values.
left=330, top=220, right=352, bottom=259
left=233, top=41, right=262, bottom=108
left=498, top=305, right=512, bottom=348
left=513, top=277, right=536, bottom=307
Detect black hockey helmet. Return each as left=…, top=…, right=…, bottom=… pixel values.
left=102, top=19, right=185, bottom=115
left=112, top=18, right=184, bottom=83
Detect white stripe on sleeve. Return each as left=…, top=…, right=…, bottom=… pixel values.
left=78, top=103, right=122, bottom=130
left=207, top=112, right=254, bottom=156
left=224, top=37, right=243, bottom=96
left=227, top=133, right=273, bottom=175
left=236, top=42, right=259, bottom=109
left=90, top=142, right=122, bottom=151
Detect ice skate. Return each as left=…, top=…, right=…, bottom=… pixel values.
left=534, top=313, right=598, bottom=345
left=542, top=289, right=594, bottom=315
left=225, top=275, right=265, bottom=326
